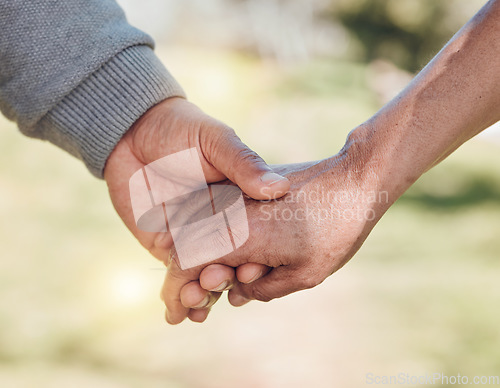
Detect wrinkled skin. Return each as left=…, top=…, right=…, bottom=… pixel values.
left=104, top=97, right=290, bottom=323
left=163, top=144, right=392, bottom=324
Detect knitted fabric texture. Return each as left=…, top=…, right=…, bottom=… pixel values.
left=0, top=0, right=185, bottom=177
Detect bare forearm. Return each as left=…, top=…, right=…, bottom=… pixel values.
left=351, top=0, right=500, bottom=202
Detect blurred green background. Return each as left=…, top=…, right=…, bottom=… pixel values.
left=1, top=0, right=499, bottom=387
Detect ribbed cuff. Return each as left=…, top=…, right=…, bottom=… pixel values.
left=37, top=45, right=186, bottom=178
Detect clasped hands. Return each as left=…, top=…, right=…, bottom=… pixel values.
left=104, top=97, right=388, bottom=324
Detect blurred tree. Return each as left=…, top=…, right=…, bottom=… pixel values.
left=329, top=0, right=465, bottom=72
left=117, top=0, right=485, bottom=71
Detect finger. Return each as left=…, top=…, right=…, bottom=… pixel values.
left=151, top=232, right=174, bottom=264
left=161, top=261, right=198, bottom=325
left=232, top=265, right=305, bottom=302
left=206, top=128, right=290, bottom=200
left=227, top=286, right=252, bottom=307
left=199, top=264, right=236, bottom=291
left=180, top=281, right=220, bottom=309
left=236, top=263, right=270, bottom=284
left=188, top=308, right=211, bottom=323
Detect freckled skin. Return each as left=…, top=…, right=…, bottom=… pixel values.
left=168, top=0, right=499, bottom=324
left=164, top=154, right=391, bottom=321
left=108, top=1, right=500, bottom=324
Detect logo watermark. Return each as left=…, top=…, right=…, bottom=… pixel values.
left=129, top=149, right=391, bottom=267
left=259, top=188, right=389, bottom=222
left=129, top=148, right=249, bottom=270
left=365, top=372, right=499, bottom=385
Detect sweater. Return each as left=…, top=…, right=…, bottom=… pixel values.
left=0, top=0, right=185, bottom=177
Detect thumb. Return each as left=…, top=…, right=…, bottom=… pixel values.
left=229, top=266, right=302, bottom=303
left=207, top=128, right=290, bottom=200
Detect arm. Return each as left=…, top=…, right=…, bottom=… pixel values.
left=0, top=0, right=184, bottom=177
left=356, top=0, right=499, bottom=202
left=165, top=0, right=500, bottom=321
left=0, top=1, right=278, bottom=321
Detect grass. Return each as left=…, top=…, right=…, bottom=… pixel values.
left=0, top=46, right=499, bottom=387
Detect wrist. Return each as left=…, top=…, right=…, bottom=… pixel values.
left=38, top=46, right=186, bottom=179
left=336, top=119, right=420, bottom=213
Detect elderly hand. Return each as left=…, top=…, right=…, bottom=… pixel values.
left=104, top=97, right=289, bottom=323
left=164, top=0, right=499, bottom=323
left=163, top=131, right=394, bottom=322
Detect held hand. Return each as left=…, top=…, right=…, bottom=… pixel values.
left=169, top=0, right=499, bottom=322
left=166, top=138, right=394, bottom=316
left=103, top=97, right=289, bottom=323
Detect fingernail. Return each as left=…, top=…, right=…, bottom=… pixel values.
left=246, top=270, right=263, bottom=284
left=165, top=309, right=172, bottom=323
left=260, top=172, right=287, bottom=185
left=231, top=294, right=250, bottom=307
left=193, top=295, right=210, bottom=309
left=211, top=280, right=230, bottom=292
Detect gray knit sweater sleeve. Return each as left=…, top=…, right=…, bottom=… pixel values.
left=0, top=0, right=186, bottom=177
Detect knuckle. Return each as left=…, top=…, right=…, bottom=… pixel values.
left=297, top=272, right=321, bottom=290
left=250, top=286, right=273, bottom=302
left=233, top=146, right=261, bottom=167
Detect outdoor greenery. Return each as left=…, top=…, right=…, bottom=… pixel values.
left=329, top=0, right=481, bottom=72
left=1, top=43, right=499, bottom=387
